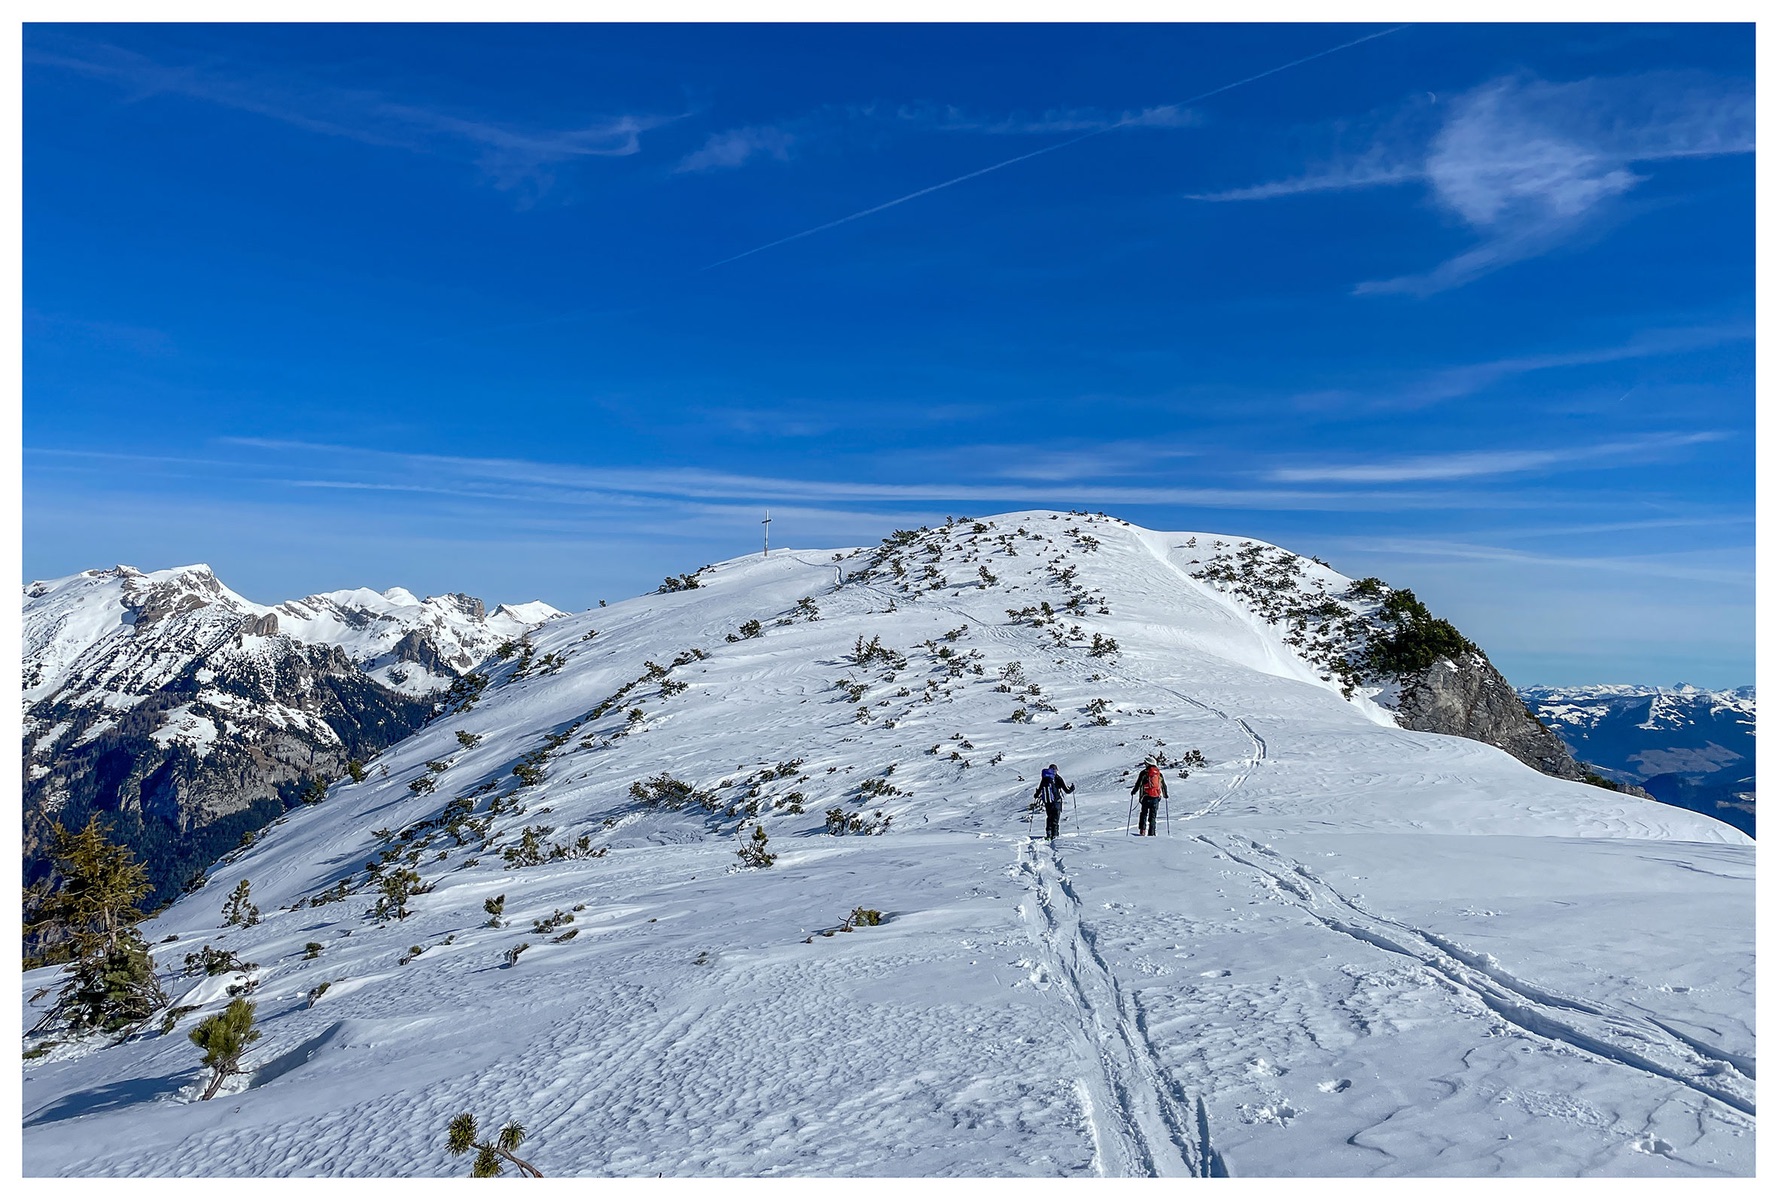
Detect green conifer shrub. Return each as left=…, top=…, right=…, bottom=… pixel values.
left=24, top=817, right=169, bottom=1038
left=736, top=824, right=775, bottom=868
left=446, top=1112, right=544, bottom=1177
left=374, top=868, right=425, bottom=921
left=221, top=880, right=261, bottom=928
left=183, top=946, right=257, bottom=976
left=190, top=998, right=260, bottom=1100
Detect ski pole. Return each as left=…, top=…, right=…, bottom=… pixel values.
left=1125, top=792, right=1134, bottom=835
left=1164, top=794, right=1171, bottom=836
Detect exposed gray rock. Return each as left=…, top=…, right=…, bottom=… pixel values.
left=1394, top=652, right=1585, bottom=781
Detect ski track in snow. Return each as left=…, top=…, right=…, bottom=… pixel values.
left=1013, top=836, right=1224, bottom=1176
left=1197, top=834, right=1756, bottom=1119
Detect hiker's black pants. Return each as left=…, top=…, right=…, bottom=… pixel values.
left=1139, top=798, right=1160, bottom=836
left=1045, top=801, right=1062, bottom=839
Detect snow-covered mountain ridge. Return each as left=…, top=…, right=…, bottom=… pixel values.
left=21, top=563, right=561, bottom=912
left=24, top=564, right=558, bottom=705
left=1520, top=684, right=1755, bottom=836
left=22, top=513, right=1753, bottom=1176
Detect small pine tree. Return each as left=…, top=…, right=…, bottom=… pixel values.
left=346, top=759, right=369, bottom=783
left=375, top=868, right=424, bottom=922
left=26, top=816, right=167, bottom=1037
left=190, top=998, right=261, bottom=1101
left=221, top=879, right=260, bottom=927
left=737, top=824, right=775, bottom=868
left=445, top=1113, right=544, bottom=1177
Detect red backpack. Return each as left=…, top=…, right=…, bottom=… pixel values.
left=1142, top=766, right=1163, bottom=798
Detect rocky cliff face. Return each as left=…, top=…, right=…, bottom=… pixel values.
left=1394, top=652, right=1584, bottom=780
left=22, top=564, right=561, bottom=913
left=1181, top=538, right=1593, bottom=785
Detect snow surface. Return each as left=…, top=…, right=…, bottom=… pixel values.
left=21, top=513, right=1753, bottom=1177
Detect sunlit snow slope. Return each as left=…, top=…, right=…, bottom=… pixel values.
left=22, top=513, right=1754, bottom=1177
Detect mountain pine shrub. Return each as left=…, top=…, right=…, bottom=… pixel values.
left=374, top=868, right=425, bottom=921
left=446, top=1113, right=544, bottom=1177
left=221, top=879, right=260, bottom=928
left=183, top=947, right=257, bottom=976
left=190, top=998, right=260, bottom=1101
left=629, top=774, right=717, bottom=811
left=531, top=909, right=574, bottom=934
left=736, top=824, right=775, bottom=868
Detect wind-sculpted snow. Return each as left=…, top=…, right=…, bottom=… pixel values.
left=21, top=513, right=1753, bottom=1176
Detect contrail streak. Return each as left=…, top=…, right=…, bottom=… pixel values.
left=702, top=25, right=1408, bottom=271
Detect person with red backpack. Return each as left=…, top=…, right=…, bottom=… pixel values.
left=1130, top=761, right=1168, bottom=836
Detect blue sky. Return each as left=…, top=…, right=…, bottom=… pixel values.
left=23, top=22, right=1754, bottom=687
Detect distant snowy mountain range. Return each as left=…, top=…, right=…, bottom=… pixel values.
left=22, top=564, right=561, bottom=911
left=1520, top=684, right=1756, bottom=836
left=21, top=514, right=1752, bottom=1177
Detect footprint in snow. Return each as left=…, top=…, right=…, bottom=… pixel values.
left=1238, top=1101, right=1297, bottom=1126
left=1317, top=1079, right=1352, bottom=1094
left=1630, top=1132, right=1675, bottom=1156
left=1199, top=969, right=1231, bottom=978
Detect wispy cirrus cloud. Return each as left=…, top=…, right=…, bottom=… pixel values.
left=27, top=34, right=678, bottom=192
left=22, top=437, right=1545, bottom=515
left=675, top=124, right=799, bottom=173
left=1190, top=71, right=1753, bottom=295
left=896, top=101, right=1198, bottom=136
left=1402, top=322, right=1751, bottom=408
left=1267, top=430, right=1725, bottom=484
left=672, top=100, right=1198, bottom=174
left=1269, top=321, right=1750, bottom=414
left=1330, top=536, right=1750, bottom=586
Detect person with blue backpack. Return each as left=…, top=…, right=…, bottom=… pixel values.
left=1032, top=764, right=1075, bottom=840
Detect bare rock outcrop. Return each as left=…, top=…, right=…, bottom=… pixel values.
left=1394, top=652, right=1585, bottom=781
